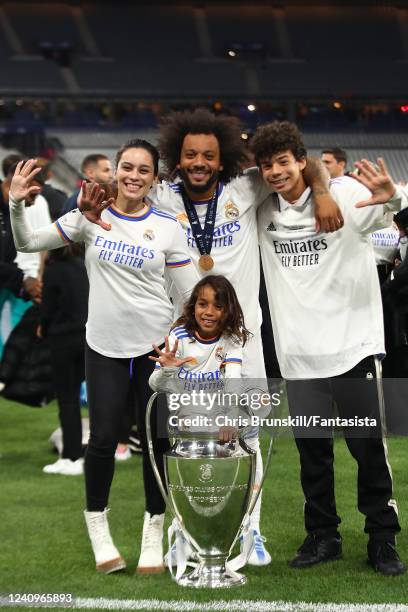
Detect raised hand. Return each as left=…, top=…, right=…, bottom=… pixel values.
left=149, top=336, right=194, bottom=368
left=353, top=158, right=396, bottom=208
left=78, top=182, right=115, bottom=231
left=10, top=159, right=42, bottom=203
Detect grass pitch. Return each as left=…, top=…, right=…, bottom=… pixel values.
left=0, top=397, right=407, bottom=610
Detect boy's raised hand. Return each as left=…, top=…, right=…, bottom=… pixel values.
left=354, top=158, right=396, bottom=208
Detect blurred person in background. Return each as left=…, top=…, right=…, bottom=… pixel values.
left=1, top=155, right=42, bottom=359
left=40, top=243, right=88, bottom=476
left=36, top=158, right=68, bottom=221
left=321, top=147, right=347, bottom=179
left=63, top=154, right=113, bottom=214
left=381, top=207, right=408, bottom=434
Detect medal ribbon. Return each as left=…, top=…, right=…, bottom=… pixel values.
left=180, top=184, right=219, bottom=256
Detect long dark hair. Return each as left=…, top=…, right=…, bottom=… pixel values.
left=173, top=275, right=250, bottom=346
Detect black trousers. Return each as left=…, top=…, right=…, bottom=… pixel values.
left=49, top=332, right=85, bottom=461
left=286, top=356, right=400, bottom=541
left=84, top=344, right=169, bottom=514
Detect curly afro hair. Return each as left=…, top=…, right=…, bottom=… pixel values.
left=250, top=121, right=307, bottom=165
left=158, top=108, right=246, bottom=183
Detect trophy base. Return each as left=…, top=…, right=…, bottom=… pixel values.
left=177, top=559, right=246, bottom=589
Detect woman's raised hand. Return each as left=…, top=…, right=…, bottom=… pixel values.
left=10, top=159, right=42, bottom=203
left=78, top=182, right=115, bottom=231
left=149, top=336, right=193, bottom=368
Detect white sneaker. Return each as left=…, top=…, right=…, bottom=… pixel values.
left=241, top=529, right=272, bottom=566
left=84, top=508, right=126, bottom=574
left=136, top=512, right=165, bottom=574
left=115, top=445, right=132, bottom=461
left=43, top=458, right=84, bottom=475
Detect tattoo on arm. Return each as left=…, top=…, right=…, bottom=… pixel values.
left=313, top=187, right=329, bottom=196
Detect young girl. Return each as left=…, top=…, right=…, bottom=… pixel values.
left=149, top=275, right=271, bottom=566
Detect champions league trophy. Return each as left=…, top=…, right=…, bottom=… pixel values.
left=146, top=391, right=273, bottom=588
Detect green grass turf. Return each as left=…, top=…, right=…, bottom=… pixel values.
left=0, top=396, right=407, bottom=610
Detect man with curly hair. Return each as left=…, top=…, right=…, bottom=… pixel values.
left=254, top=120, right=405, bottom=576
left=156, top=109, right=342, bottom=378
left=153, top=108, right=343, bottom=566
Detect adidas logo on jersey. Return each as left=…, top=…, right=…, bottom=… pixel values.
left=266, top=221, right=276, bottom=232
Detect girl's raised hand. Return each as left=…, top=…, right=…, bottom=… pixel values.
left=78, top=182, right=114, bottom=231
left=10, top=159, right=42, bottom=203
left=149, top=336, right=193, bottom=368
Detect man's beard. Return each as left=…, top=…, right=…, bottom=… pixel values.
left=179, top=168, right=219, bottom=196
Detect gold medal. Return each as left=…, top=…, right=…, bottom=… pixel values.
left=199, top=254, right=214, bottom=271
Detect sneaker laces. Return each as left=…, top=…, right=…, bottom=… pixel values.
left=143, top=515, right=162, bottom=549
left=89, top=512, right=112, bottom=546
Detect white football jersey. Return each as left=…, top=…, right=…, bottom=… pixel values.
left=370, top=225, right=400, bottom=265
left=9, top=198, right=199, bottom=358
left=152, top=171, right=270, bottom=333
left=149, top=326, right=243, bottom=394
left=149, top=327, right=243, bottom=429
left=258, top=176, right=402, bottom=379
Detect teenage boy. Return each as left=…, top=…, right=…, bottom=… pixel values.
left=254, top=120, right=405, bottom=576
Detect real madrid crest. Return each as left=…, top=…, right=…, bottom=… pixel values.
left=143, top=229, right=155, bottom=241
left=215, top=346, right=225, bottom=362
left=224, top=200, right=239, bottom=220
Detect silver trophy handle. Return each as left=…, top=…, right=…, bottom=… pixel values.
left=145, top=391, right=170, bottom=507
left=239, top=387, right=275, bottom=520
left=146, top=391, right=183, bottom=525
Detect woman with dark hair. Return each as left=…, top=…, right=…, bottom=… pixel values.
left=8, top=140, right=199, bottom=575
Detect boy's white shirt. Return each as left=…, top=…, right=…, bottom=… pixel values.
left=257, top=175, right=402, bottom=379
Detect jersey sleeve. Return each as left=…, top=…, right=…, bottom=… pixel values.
left=236, top=169, right=272, bottom=210
left=9, top=196, right=86, bottom=253
left=165, top=222, right=200, bottom=300
left=14, top=195, right=52, bottom=277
